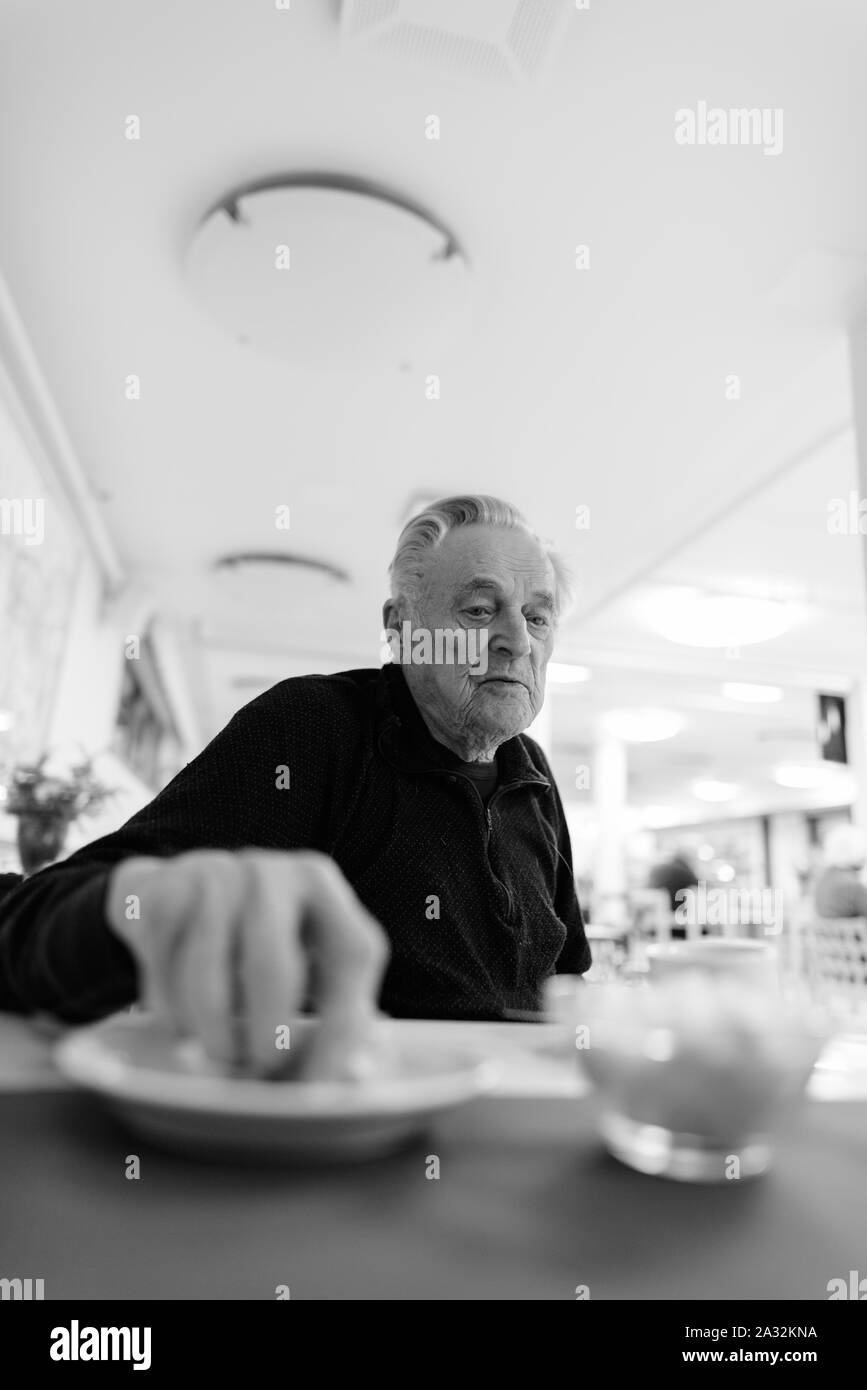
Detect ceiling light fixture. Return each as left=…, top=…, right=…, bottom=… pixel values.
left=692, top=779, right=739, bottom=803
left=210, top=553, right=350, bottom=626
left=641, top=805, right=685, bottom=828
left=186, top=174, right=471, bottom=371
left=547, top=663, right=591, bottom=684
left=602, top=708, right=685, bottom=743
left=644, top=590, right=797, bottom=648
left=722, top=682, right=784, bottom=704
left=773, top=763, right=837, bottom=789
left=214, top=552, right=349, bottom=584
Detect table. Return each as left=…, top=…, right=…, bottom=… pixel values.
left=2, top=1015, right=866, bottom=1300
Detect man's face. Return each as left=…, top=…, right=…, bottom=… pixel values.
left=393, top=524, right=557, bottom=758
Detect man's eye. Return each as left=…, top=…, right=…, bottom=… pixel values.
left=528, top=614, right=551, bottom=628
left=463, top=607, right=493, bottom=619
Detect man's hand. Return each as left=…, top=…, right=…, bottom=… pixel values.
left=105, top=849, right=389, bottom=1079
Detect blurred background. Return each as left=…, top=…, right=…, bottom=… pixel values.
left=2, top=0, right=867, bottom=942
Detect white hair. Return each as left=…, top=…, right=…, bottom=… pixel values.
left=388, top=494, right=574, bottom=620
left=823, top=823, right=866, bottom=869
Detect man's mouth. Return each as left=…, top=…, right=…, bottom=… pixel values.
left=478, top=676, right=526, bottom=689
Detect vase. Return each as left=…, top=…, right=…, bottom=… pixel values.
left=15, top=813, right=71, bottom=875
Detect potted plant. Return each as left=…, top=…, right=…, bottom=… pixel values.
left=5, top=753, right=114, bottom=874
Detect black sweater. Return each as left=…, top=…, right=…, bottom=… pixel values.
left=0, top=664, right=590, bottom=1022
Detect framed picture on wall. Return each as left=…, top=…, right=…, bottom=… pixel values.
left=111, top=634, right=182, bottom=791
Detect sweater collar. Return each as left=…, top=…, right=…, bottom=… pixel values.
left=374, top=663, right=550, bottom=788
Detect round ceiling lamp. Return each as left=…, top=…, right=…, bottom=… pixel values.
left=212, top=551, right=349, bottom=607
left=692, top=779, right=739, bottom=803
left=772, top=762, right=837, bottom=790
left=185, top=174, right=471, bottom=370
left=643, top=589, right=797, bottom=648
left=722, top=682, right=784, bottom=704
left=641, top=805, right=685, bottom=828
left=602, top=708, right=685, bottom=743
left=546, top=662, right=591, bottom=684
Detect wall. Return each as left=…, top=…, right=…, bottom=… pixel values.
left=0, top=387, right=82, bottom=759
left=0, top=339, right=194, bottom=869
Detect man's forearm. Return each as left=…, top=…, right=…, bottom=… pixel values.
left=0, top=684, right=332, bottom=1019
left=0, top=866, right=137, bottom=1019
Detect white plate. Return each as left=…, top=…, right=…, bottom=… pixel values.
left=55, top=1014, right=498, bottom=1163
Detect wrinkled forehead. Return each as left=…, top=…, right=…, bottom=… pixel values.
left=423, top=524, right=555, bottom=601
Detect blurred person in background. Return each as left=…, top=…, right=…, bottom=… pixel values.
left=648, top=853, right=700, bottom=940
left=814, top=823, right=867, bottom=919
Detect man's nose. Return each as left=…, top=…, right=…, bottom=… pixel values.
left=487, top=610, right=532, bottom=660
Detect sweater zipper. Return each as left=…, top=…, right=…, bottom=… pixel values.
left=483, top=802, right=514, bottom=919
left=397, top=762, right=519, bottom=919
left=376, top=727, right=549, bottom=924
left=446, top=773, right=524, bottom=921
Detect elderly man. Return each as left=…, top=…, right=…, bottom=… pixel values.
left=0, top=496, right=589, bottom=1074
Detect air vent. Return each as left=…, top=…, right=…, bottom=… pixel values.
left=340, top=0, right=572, bottom=86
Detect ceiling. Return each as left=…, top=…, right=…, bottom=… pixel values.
left=1, top=0, right=867, bottom=816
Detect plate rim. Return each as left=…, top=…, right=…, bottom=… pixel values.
left=54, top=1013, right=499, bottom=1119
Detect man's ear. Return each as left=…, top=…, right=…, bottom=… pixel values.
left=382, top=598, right=398, bottom=633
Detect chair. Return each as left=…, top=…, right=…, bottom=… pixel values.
left=803, top=915, right=867, bottom=1027
left=629, top=888, right=676, bottom=941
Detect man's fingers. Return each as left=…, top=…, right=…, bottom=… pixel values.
left=177, top=916, right=236, bottom=1066
left=106, top=849, right=390, bottom=1081
left=288, top=855, right=389, bottom=1080
left=113, top=860, right=192, bottom=1027
left=298, top=854, right=389, bottom=1017
left=156, top=860, right=240, bottom=1044
left=235, top=859, right=308, bottom=1073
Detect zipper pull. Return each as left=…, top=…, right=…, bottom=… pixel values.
left=485, top=806, right=493, bottom=838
